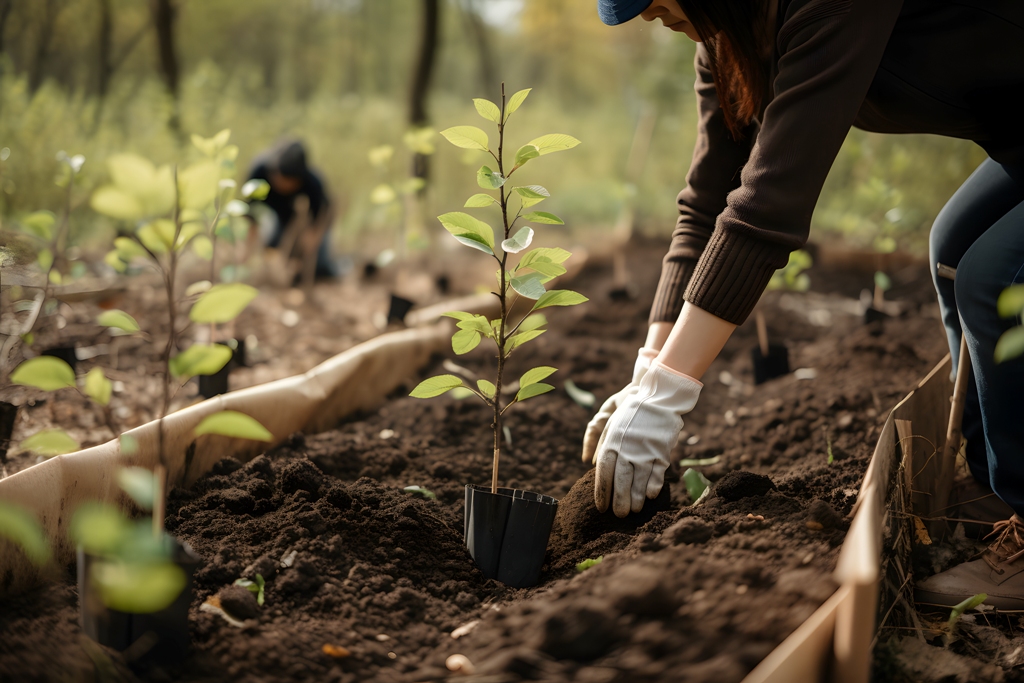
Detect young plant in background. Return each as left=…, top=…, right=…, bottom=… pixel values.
left=409, top=86, right=585, bottom=588
left=752, top=249, right=811, bottom=384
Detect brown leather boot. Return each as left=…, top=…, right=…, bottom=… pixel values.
left=916, top=514, right=1024, bottom=609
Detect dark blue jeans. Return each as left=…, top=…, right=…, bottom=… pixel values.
left=930, top=158, right=1024, bottom=516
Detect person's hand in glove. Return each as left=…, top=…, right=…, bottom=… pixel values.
left=581, top=347, right=660, bottom=464
left=593, top=361, right=702, bottom=517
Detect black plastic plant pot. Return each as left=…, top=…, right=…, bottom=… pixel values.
left=751, top=343, right=790, bottom=385
left=387, top=294, right=415, bottom=325
left=198, top=341, right=243, bottom=398
left=0, top=401, right=17, bottom=461
left=42, top=346, right=77, bottom=371
left=864, top=306, right=889, bottom=324
left=435, top=275, right=450, bottom=295
left=464, top=484, right=557, bottom=588
left=77, top=540, right=200, bottom=664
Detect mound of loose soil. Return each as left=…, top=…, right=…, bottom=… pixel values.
left=0, top=239, right=949, bottom=682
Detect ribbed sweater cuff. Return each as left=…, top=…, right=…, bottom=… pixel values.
left=649, top=259, right=695, bottom=324
left=684, top=228, right=791, bottom=325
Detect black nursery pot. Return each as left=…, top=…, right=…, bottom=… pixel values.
left=387, top=294, right=415, bottom=325
left=0, top=401, right=17, bottom=461
left=751, top=343, right=790, bottom=385
left=864, top=306, right=889, bottom=325
left=77, top=540, right=200, bottom=664
left=464, top=484, right=557, bottom=588
left=42, top=345, right=77, bottom=370
left=198, top=340, right=244, bottom=399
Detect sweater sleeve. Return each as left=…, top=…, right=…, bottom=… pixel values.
left=650, top=45, right=756, bottom=325
left=682, top=0, right=904, bottom=325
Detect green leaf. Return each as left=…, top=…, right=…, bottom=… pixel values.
left=511, top=272, right=546, bottom=300
left=93, top=560, right=187, bottom=614
left=997, top=284, right=1024, bottom=318
left=514, top=185, right=549, bottom=208
left=506, top=329, right=544, bottom=352
left=241, top=178, right=270, bottom=201
left=531, top=289, right=588, bottom=311
left=452, top=329, right=482, bottom=355
left=404, top=485, right=437, bottom=500
left=440, top=126, right=489, bottom=151
left=179, top=160, right=221, bottom=211
left=114, top=236, right=147, bottom=260
left=526, top=133, right=582, bottom=156
left=514, top=145, right=540, bottom=168
left=19, top=429, right=79, bottom=457
left=70, top=502, right=129, bottom=555
left=194, top=410, right=274, bottom=442
left=947, top=593, right=988, bottom=630
left=410, top=375, right=464, bottom=398
left=520, top=366, right=557, bottom=388
left=874, top=271, right=892, bottom=293
left=476, top=165, right=506, bottom=190
left=995, top=326, right=1024, bottom=363
left=517, top=314, right=547, bottom=333
left=505, top=88, right=531, bottom=118
left=83, top=367, right=112, bottom=406
left=97, top=309, right=140, bottom=334
left=190, top=283, right=258, bottom=324
left=501, top=227, right=534, bottom=254
left=523, top=211, right=564, bottom=225
left=169, top=344, right=233, bottom=378
left=437, top=212, right=495, bottom=255
left=191, top=235, right=214, bottom=260
left=450, top=387, right=475, bottom=400
left=518, top=247, right=571, bottom=271
left=21, top=210, right=55, bottom=241
left=575, top=556, right=603, bottom=572
left=90, top=187, right=144, bottom=221
left=528, top=260, right=567, bottom=281
left=473, top=99, right=501, bottom=123
left=565, top=379, right=595, bottom=408
left=455, top=316, right=492, bottom=336
left=0, top=501, right=51, bottom=566
left=11, top=356, right=76, bottom=391
left=136, top=220, right=173, bottom=254
left=117, top=467, right=156, bottom=511
left=477, top=379, right=496, bottom=399
left=517, top=382, right=554, bottom=401
left=683, top=468, right=712, bottom=503
left=464, top=193, right=496, bottom=208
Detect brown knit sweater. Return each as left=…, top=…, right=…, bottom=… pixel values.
left=651, top=0, right=1024, bottom=325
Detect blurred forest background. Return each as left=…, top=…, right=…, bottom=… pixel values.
left=0, top=0, right=988, bottom=257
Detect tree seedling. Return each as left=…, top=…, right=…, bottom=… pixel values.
left=409, top=85, right=586, bottom=495
left=944, top=593, right=987, bottom=645
left=753, top=250, right=809, bottom=384
left=404, top=485, right=437, bottom=500
left=683, top=468, right=712, bottom=504
left=575, top=556, right=603, bottom=572
left=234, top=574, right=266, bottom=606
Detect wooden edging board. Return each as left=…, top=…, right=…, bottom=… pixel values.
left=743, top=354, right=952, bottom=683
left=0, top=293, right=498, bottom=598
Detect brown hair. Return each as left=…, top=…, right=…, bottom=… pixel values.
left=676, top=0, right=770, bottom=139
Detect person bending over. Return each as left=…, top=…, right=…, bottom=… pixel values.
left=586, top=0, right=1024, bottom=609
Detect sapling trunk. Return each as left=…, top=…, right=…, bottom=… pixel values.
left=755, top=310, right=770, bottom=358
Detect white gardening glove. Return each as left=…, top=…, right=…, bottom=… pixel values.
left=594, top=361, right=702, bottom=517
left=581, top=347, right=660, bottom=464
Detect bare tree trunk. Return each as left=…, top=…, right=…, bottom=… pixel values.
left=151, top=0, right=179, bottom=99
left=0, top=0, right=13, bottom=59
left=462, top=0, right=497, bottom=96
left=97, top=0, right=113, bottom=98
left=29, top=0, right=61, bottom=94
left=408, top=0, right=440, bottom=182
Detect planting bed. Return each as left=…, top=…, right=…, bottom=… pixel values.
left=0, top=241, right=949, bottom=682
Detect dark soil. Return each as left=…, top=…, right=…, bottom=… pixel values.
left=0, top=239, right=949, bottom=682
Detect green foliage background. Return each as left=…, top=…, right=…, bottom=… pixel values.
left=0, top=0, right=987, bottom=255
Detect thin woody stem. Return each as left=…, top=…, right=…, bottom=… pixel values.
left=492, top=83, right=509, bottom=495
